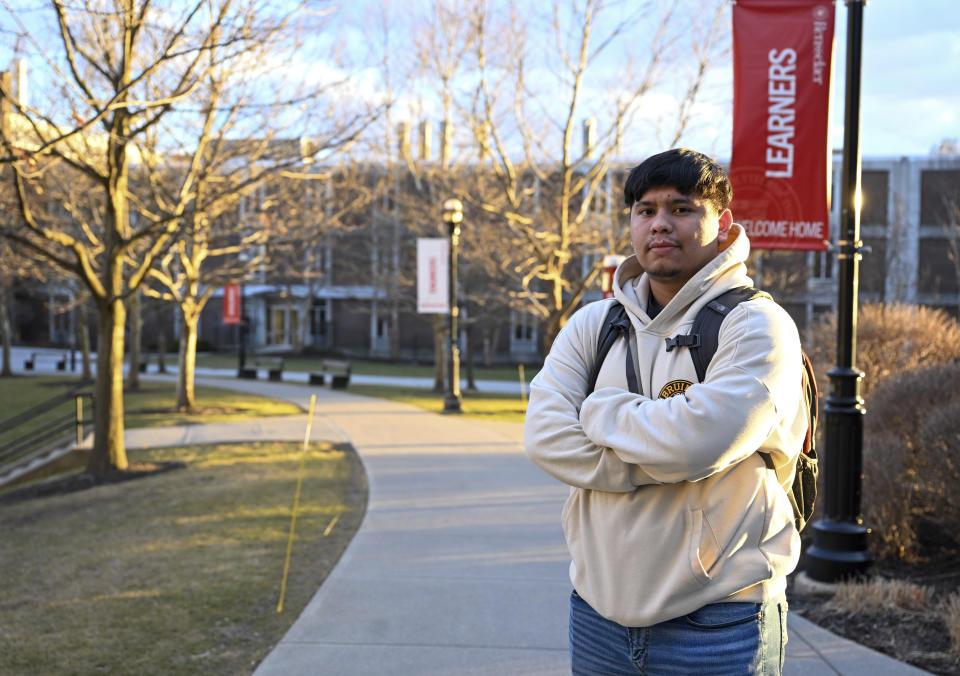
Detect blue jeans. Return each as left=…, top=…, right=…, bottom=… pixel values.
left=569, top=590, right=787, bottom=675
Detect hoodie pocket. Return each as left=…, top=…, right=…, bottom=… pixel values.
left=688, top=508, right=723, bottom=585
left=561, top=490, right=581, bottom=546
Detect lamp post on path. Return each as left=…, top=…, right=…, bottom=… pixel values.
left=805, top=0, right=872, bottom=582
left=442, top=199, right=463, bottom=414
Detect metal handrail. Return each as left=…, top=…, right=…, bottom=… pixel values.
left=0, top=392, right=93, bottom=470
left=0, top=384, right=90, bottom=435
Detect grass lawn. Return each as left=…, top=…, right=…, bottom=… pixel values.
left=347, top=383, right=529, bottom=423
left=0, top=440, right=367, bottom=675
left=124, top=382, right=302, bottom=428
left=0, top=376, right=302, bottom=449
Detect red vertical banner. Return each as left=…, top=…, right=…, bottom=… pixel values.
left=222, top=284, right=241, bottom=325
left=731, top=0, right=835, bottom=251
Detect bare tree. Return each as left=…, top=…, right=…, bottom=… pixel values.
left=407, top=0, right=728, bottom=351
left=137, top=41, right=380, bottom=411
left=0, top=1, right=344, bottom=475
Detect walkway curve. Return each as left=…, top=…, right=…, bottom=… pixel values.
left=135, top=374, right=928, bottom=676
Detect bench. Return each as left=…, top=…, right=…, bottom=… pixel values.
left=254, top=356, right=284, bottom=381
left=309, top=359, right=351, bottom=389
left=23, top=352, right=68, bottom=371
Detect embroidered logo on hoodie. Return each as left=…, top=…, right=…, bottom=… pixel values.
left=658, top=380, right=692, bottom=399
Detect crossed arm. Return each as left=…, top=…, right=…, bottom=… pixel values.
left=523, top=302, right=801, bottom=491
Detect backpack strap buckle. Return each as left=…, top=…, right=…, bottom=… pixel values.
left=665, top=333, right=700, bottom=352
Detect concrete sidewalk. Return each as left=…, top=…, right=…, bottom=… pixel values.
left=137, top=375, right=926, bottom=676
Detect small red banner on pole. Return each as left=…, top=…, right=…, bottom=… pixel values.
left=731, top=0, right=835, bottom=251
left=222, top=284, right=241, bottom=325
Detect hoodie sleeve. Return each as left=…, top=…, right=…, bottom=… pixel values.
left=578, top=301, right=804, bottom=483
left=524, top=303, right=659, bottom=491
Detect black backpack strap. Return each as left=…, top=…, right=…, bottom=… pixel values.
left=662, top=286, right=818, bottom=531
left=587, top=302, right=639, bottom=395
left=666, top=287, right=770, bottom=382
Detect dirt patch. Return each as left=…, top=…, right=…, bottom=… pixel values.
left=788, top=548, right=960, bottom=675
left=0, top=462, right=185, bottom=506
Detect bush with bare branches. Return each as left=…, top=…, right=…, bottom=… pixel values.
left=808, top=305, right=960, bottom=559
left=808, top=303, right=960, bottom=400
left=860, top=363, right=960, bottom=559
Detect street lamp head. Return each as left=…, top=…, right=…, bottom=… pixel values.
left=442, top=198, right=463, bottom=224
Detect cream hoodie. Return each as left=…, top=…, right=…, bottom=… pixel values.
left=524, top=224, right=807, bottom=627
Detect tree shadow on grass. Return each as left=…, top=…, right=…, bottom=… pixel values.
left=0, top=461, right=185, bottom=507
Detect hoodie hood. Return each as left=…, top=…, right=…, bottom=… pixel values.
left=612, top=223, right=753, bottom=330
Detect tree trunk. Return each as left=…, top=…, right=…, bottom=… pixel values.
left=127, top=290, right=142, bottom=390
left=176, top=310, right=198, bottom=412
left=0, top=274, right=12, bottom=377
left=465, top=322, right=476, bottom=390
left=78, top=300, right=92, bottom=381
left=298, top=292, right=311, bottom=354
left=86, top=95, right=132, bottom=477
left=389, top=300, right=400, bottom=360
left=541, top=310, right=565, bottom=355
left=483, top=325, right=499, bottom=367
left=157, top=319, right=168, bottom=374
left=87, top=296, right=128, bottom=475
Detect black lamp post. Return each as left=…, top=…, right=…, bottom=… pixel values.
left=805, top=0, right=872, bottom=582
left=442, top=198, right=463, bottom=413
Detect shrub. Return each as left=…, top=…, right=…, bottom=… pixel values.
left=942, top=592, right=960, bottom=658
left=829, top=577, right=934, bottom=614
left=861, top=363, right=960, bottom=559
left=808, top=303, right=960, bottom=401
left=806, top=304, right=960, bottom=559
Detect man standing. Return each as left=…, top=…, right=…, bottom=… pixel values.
left=525, top=148, right=807, bottom=674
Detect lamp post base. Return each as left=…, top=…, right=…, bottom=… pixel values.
left=443, top=393, right=462, bottom=413
left=804, top=518, right=871, bottom=582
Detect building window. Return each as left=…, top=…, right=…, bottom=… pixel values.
left=860, top=237, right=887, bottom=297
left=918, top=238, right=959, bottom=294
left=514, top=323, right=532, bottom=340
left=511, top=311, right=537, bottom=351
left=812, top=250, right=834, bottom=280
left=920, top=169, right=960, bottom=225
left=861, top=170, right=889, bottom=226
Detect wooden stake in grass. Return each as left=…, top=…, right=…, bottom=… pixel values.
left=518, top=364, right=527, bottom=405
left=277, top=394, right=317, bottom=613
left=323, top=513, right=340, bottom=537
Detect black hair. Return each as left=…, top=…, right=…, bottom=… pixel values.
left=623, top=148, right=732, bottom=212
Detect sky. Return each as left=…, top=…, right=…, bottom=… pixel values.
left=650, top=0, right=960, bottom=160
left=750, top=0, right=959, bottom=158
left=827, top=0, right=960, bottom=157
left=363, top=0, right=960, bottom=162
left=1, top=0, right=957, bottom=160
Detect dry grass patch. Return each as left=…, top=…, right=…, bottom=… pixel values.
left=797, top=576, right=960, bottom=674
left=0, top=440, right=366, bottom=676
left=830, top=577, right=934, bottom=614
left=943, top=593, right=960, bottom=657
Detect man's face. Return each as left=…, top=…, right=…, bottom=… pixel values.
left=629, top=186, right=732, bottom=300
